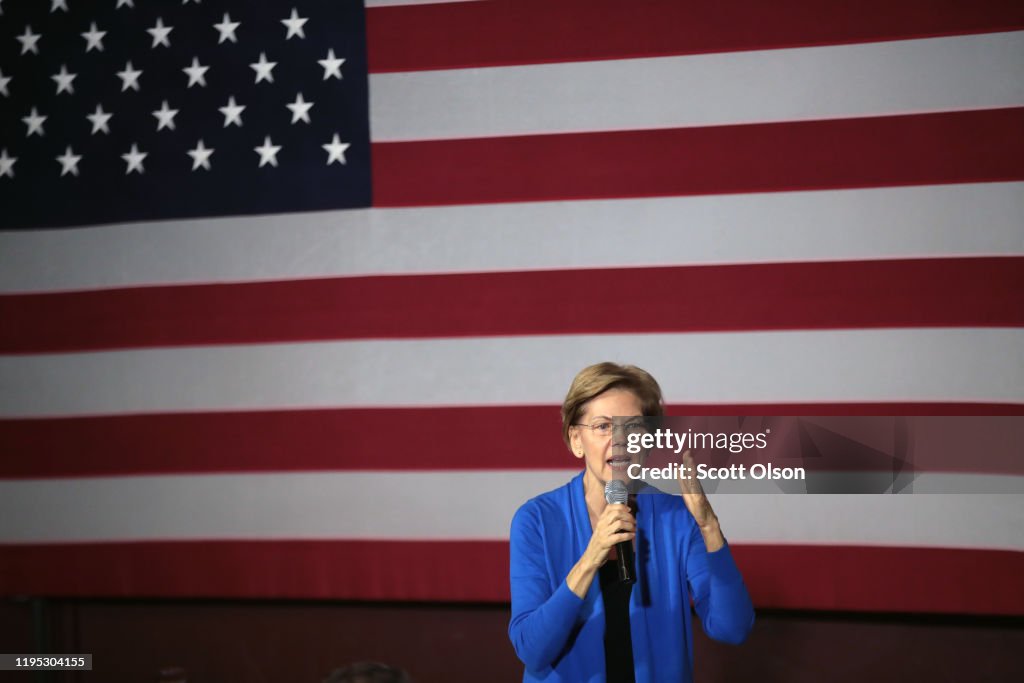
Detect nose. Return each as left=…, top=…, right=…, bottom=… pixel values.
left=611, top=423, right=631, bottom=446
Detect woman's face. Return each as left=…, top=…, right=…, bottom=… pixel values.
left=570, top=387, right=645, bottom=489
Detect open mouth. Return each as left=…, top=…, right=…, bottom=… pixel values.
left=606, top=455, right=632, bottom=470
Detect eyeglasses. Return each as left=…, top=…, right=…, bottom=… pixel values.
left=573, top=419, right=648, bottom=438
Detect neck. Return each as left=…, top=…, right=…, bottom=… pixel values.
left=582, top=469, right=609, bottom=516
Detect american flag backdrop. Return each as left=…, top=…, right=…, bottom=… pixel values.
left=1, top=0, right=1022, bottom=616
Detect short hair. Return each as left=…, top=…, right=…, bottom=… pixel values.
left=560, top=362, right=665, bottom=450
left=323, top=662, right=411, bottom=683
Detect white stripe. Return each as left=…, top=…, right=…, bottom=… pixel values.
left=2, top=329, right=1021, bottom=417
left=0, top=471, right=1019, bottom=550
left=1, top=182, right=1021, bottom=293
left=370, top=32, right=1024, bottom=141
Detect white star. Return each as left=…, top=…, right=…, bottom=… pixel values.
left=322, top=134, right=350, bottom=166
left=0, top=68, right=11, bottom=97
left=187, top=139, right=214, bottom=171
left=17, top=26, right=42, bottom=55
left=22, top=107, right=46, bottom=137
left=286, top=92, right=314, bottom=124
left=218, top=96, right=245, bottom=127
left=152, top=100, right=179, bottom=131
left=56, top=146, right=82, bottom=177
left=87, top=104, right=112, bottom=135
left=213, top=13, right=240, bottom=44
left=183, top=57, right=208, bottom=87
left=0, top=149, right=16, bottom=179
left=254, top=136, right=282, bottom=168
left=318, top=49, right=345, bottom=80
left=51, top=64, right=77, bottom=95
left=116, top=0, right=134, bottom=8
left=50, top=0, right=68, bottom=13
left=121, top=143, right=147, bottom=174
left=281, top=8, right=308, bottom=40
left=250, top=52, right=276, bottom=84
left=117, top=61, right=142, bottom=91
left=147, top=17, right=173, bottom=48
left=82, top=22, right=106, bottom=52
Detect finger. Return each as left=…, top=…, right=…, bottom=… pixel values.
left=600, top=509, right=633, bottom=524
left=605, top=510, right=636, bottom=522
left=680, top=449, right=707, bottom=495
left=604, top=531, right=635, bottom=546
left=600, top=517, right=634, bottom=531
left=601, top=516, right=636, bottom=532
left=682, top=449, right=694, bottom=468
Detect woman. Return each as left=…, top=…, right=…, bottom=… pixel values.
left=508, top=363, right=754, bottom=682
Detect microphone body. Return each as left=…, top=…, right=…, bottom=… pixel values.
left=604, top=480, right=636, bottom=585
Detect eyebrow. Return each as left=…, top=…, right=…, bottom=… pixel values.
left=589, top=414, right=644, bottom=420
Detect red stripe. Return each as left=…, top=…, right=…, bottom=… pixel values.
left=366, top=0, right=1024, bottom=72
left=0, top=541, right=509, bottom=602
left=372, top=109, right=1024, bottom=207
left=732, top=545, right=1024, bottom=615
left=0, top=541, right=1020, bottom=614
left=3, top=407, right=1022, bottom=479
left=2, top=257, right=1021, bottom=353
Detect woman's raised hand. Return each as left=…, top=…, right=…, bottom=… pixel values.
left=678, top=450, right=725, bottom=552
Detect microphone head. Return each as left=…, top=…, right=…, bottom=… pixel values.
left=605, top=479, right=629, bottom=505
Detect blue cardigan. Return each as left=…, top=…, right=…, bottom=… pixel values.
left=508, top=472, right=754, bottom=682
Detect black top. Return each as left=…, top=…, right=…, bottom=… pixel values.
left=598, top=551, right=636, bottom=682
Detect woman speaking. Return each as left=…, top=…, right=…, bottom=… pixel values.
left=508, top=363, right=754, bottom=682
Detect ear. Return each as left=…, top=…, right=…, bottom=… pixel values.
left=569, top=427, right=584, bottom=460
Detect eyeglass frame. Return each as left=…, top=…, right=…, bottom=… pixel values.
left=571, top=418, right=649, bottom=438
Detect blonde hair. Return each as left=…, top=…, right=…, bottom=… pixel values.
left=560, top=362, right=664, bottom=450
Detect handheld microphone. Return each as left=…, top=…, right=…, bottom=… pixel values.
left=604, top=479, right=636, bottom=585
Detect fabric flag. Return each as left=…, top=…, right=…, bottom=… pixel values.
left=1, top=0, right=1022, bottom=616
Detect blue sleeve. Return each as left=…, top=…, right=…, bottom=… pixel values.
left=508, top=502, right=587, bottom=672
left=684, top=522, right=755, bottom=645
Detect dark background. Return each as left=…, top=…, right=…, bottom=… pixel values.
left=2, top=598, right=1022, bottom=682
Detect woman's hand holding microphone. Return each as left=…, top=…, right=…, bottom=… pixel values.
left=566, top=503, right=635, bottom=598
